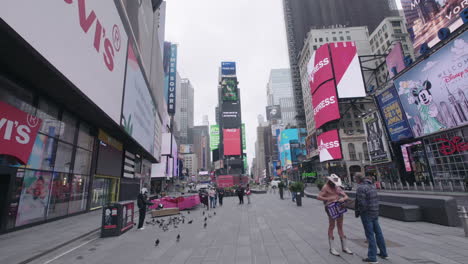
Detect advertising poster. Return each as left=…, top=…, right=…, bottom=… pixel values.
left=401, top=0, right=465, bottom=55
left=395, top=31, right=468, bottom=138
left=376, top=86, right=413, bottom=141
left=16, top=171, right=52, bottom=227
left=221, top=101, right=241, bottom=128
left=401, top=141, right=422, bottom=172
left=0, top=0, right=128, bottom=124
left=167, top=44, right=178, bottom=114
left=210, top=125, right=220, bottom=150
left=312, top=81, right=340, bottom=129
left=386, top=42, right=406, bottom=78
left=363, top=112, right=391, bottom=164
left=221, top=77, right=238, bottom=101
left=223, top=129, right=241, bottom=156
left=330, top=42, right=366, bottom=98
left=179, top=144, right=193, bottom=154
left=121, top=42, right=156, bottom=156
left=317, top=130, right=343, bottom=162
left=266, top=105, right=282, bottom=121
left=305, top=133, right=318, bottom=158
left=280, top=129, right=299, bottom=168
left=242, top=123, right=246, bottom=151
left=308, top=44, right=333, bottom=95
left=221, top=61, right=236, bottom=75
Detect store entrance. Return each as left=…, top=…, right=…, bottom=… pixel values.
left=0, top=167, right=14, bottom=231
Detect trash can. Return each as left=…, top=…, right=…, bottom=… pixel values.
left=101, top=201, right=134, bottom=238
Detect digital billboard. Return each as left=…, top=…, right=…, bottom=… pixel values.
left=167, top=44, right=177, bottom=114
left=223, top=129, right=241, bottom=156
left=0, top=0, right=128, bottom=124
left=305, top=133, right=318, bottom=158
left=363, top=112, right=391, bottom=164
left=317, top=130, right=342, bottom=162
left=330, top=42, right=366, bottom=98
left=210, top=125, right=220, bottom=150
left=395, top=31, right=468, bottom=138
left=121, top=42, right=156, bottom=156
left=307, top=44, right=333, bottom=95
left=266, top=105, right=282, bottom=121
left=242, top=123, right=246, bottom=151
left=279, top=129, right=299, bottom=168
left=221, top=61, right=236, bottom=75
left=221, top=101, right=241, bottom=128
left=386, top=42, right=406, bottom=79
left=401, top=0, right=465, bottom=56
left=375, top=86, right=413, bottom=141
left=312, top=81, right=340, bottom=129
left=221, top=77, right=238, bottom=101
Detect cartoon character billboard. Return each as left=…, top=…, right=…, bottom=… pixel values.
left=395, top=31, right=468, bottom=138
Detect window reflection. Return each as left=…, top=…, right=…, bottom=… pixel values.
left=54, top=142, right=73, bottom=172
left=74, top=148, right=92, bottom=175
left=47, top=172, right=70, bottom=219
left=59, top=112, right=77, bottom=144
left=68, top=175, right=89, bottom=214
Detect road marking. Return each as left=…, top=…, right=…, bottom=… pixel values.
left=42, top=236, right=99, bottom=264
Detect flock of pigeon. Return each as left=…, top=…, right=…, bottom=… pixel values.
left=147, top=210, right=217, bottom=247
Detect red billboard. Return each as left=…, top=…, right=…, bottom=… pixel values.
left=0, top=102, right=42, bottom=164
left=312, top=81, right=340, bottom=129
left=223, top=128, right=241, bottom=156
left=307, top=44, right=333, bottom=95
left=330, top=42, right=366, bottom=98
left=317, top=130, right=342, bottom=162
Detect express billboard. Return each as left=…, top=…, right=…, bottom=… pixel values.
left=375, top=86, right=413, bottom=141
left=312, top=81, right=340, bottom=129
left=0, top=0, right=129, bottom=124
left=363, top=112, right=391, bottom=164
left=266, top=105, right=282, bottom=121
left=395, top=30, right=468, bottom=138
left=221, top=101, right=241, bottom=128
left=317, top=130, right=342, bottom=162
left=223, top=129, right=241, bottom=156
left=401, top=0, right=465, bottom=56
left=221, top=61, right=236, bottom=75
left=307, top=44, right=333, bottom=95
left=221, top=77, right=238, bottom=101
left=210, top=125, right=220, bottom=150
left=121, top=42, right=156, bottom=156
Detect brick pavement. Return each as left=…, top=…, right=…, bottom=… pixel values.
left=24, top=192, right=467, bottom=264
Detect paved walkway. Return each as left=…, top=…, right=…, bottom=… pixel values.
left=15, top=192, right=467, bottom=264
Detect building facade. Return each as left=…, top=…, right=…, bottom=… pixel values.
left=189, top=126, right=211, bottom=171
left=266, top=69, right=297, bottom=126
left=175, top=78, right=194, bottom=144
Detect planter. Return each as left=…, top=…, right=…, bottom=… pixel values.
left=296, top=192, right=302, bottom=206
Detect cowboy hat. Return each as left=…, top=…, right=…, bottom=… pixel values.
left=327, top=174, right=343, bottom=187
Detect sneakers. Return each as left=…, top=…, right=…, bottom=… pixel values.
left=362, top=258, right=378, bottom=263
left=378, top=254, right=389, bottom=260
left=340, top=237, right=354, bottom=255
left=138, top=227, right=145, bottom=230
left=328, top=237, right=340, bottom=256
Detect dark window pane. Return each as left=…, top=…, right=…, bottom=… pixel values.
left=60, top=111, right=77, bottom=144
left=74, top=148, right=92, bottom=175
left=47, top=172, right=71, bottom=219
left=37, top=98, right=61, bottom=137
left=0, top=83, right=35, bottom=114
left=68, top=175, right=89, bottom=214
left=77, top=122, right=94, bottom=150
left=54, top=142, right=73, bottom=172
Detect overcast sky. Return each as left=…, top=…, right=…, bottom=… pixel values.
left=165, top=0, right=290, bottom=168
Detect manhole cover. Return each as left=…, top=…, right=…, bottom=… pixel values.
left=349, top=238, right=403, bottom=248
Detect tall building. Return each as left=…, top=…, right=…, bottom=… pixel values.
left=202, top=115, right=209, bottom=126
left=266, top=69, right=297, bottom=126
left=189, top=126, right=211, bottom=171
left=182, top=153, right=198, bottom=177
left=175, top=78, right=194, bottom=143
left=282, top=0, right=397, bottom=125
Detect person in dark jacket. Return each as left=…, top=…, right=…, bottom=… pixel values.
left=236, top=186, right=245, bottom=204
left=355, top=173, right=388, bottom=263
left=218, top=188, right=225, bottom=206
left=137, top=188, right=153, bottom=230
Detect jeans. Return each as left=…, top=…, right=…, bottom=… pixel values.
left=246, top=195, right=251, bottom=204
left=292, top=191, right=296, bottom=202
left=360, top=215, right=388, bottom=261
left=210, top=197, right=216, bottom=208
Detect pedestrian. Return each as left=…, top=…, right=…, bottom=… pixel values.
left=317, top=174, right=353, bottom=256
left=236, top=186, right=244, bottom=204
left=218, top=188, right=225, bottom=206
left=208, top=187, right=216, bottom=208
left=245, top=184, right=252, bottom=204
left=355, top=173, right=388, bottom=263
left=199, top=189, right=209, bottom=210
left=137, top=188, right=153, bottom=230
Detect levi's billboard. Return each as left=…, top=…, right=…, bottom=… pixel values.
left=317, top=130, right=342, bottom=162
left=0, top=0, right=128, bottom=124
left=312, top=81, right=340, bottom=129
left=307, top=44, right=333, bottom=94
left=0, top=102, right=42, bottom=164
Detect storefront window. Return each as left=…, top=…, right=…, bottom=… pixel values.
left=90, top=176, right=119, bottom=209
left=37, top=98, right=61, bottom=137
left=59, top=111, right=77, bottom=144
left=47, top=172, right=71, bottom=219
left=24, top=134, right=55, bottom=171
left=68, top=174, right=89, bottom=214
left=54, top=142, right=73, bottom=172
left=74, top=148, right=92, bottom=175
left=77, top=122, right=94, bottom=150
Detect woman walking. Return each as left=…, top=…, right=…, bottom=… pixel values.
left=208, top=187, right=216, bottom=209
left=317, top=174, right=353, bottom=256
left=245, top=184, right=252, bottom=204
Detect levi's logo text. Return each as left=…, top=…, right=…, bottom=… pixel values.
left=65, top=0, right=122, bottom=71
left=314, top=96, right=336, bottom=115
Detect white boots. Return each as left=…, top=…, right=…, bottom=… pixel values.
left=329, top=237, right=354, bottom=256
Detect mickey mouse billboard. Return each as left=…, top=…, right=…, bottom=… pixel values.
left=395, top=30, right=468, bottom=137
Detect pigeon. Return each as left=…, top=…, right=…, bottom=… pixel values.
left=176, top=234, right=180, bottom=242
left=208, top=215, right=212, bottom=218
left=204, top=217, right=207, bottom=222
left=188, top=211, right=190, bottom=214
left=155, top=239, right=159, bottom=246
left=214, top=212, right=216, bottom=216
left=182, top=219, right=185, bottom=224
left=203, top=211, right=205, bottom=216
left=203, top=222, right=207, bottom=228
left=188, top=220, right=193, bottom=224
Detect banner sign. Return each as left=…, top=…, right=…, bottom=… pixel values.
left=266, top=105, right=282, bottom=121
left=0, top=102, right=42, bottom=164
left=395, top=31, right=468, bottom=138
left=308, top=44, right=333, bottom=95
left=221, top=61, right=236, bottom=75
left=223, top=129, right=241, bottom=156
left=363, top=112, right=391, bottom=164
left=312, top=81, right=340, bottom=129
left=317, top=130, right=342, bottom=162
left=167, top=44, right=177, bottom=114
left=210, top=125, right=220, bottom=150
left=330, top=42, right=366, bottom=98
left=401, top=0, right=464, bottom=56
left=221, top=77, right=238, bottom=101
left=242, top=123, right=246, bottom=151
left=121, top=42, right=156, bottom=156
left=386, top=42, right=406, bottom=78
left=375, top=86, right=413, bottom=141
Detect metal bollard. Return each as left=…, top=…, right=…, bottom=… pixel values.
left=414, top=182, right=418, bottom=191
left=429, top=181, right=434, bottom=191
left=422, top=182, right=425, bottom=191
left=400, top=182, right=404, bottom=190
left=461, top=181, right=466, bottom=192
left=458, top=207, right=468, bottom=237
left=439, top=181, right=443, bottom=191
left=406, top=182, right=410, bottom=190
left=382, top=182, right=386, bottom=190
left=449, top=181, right=454, bottom=192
